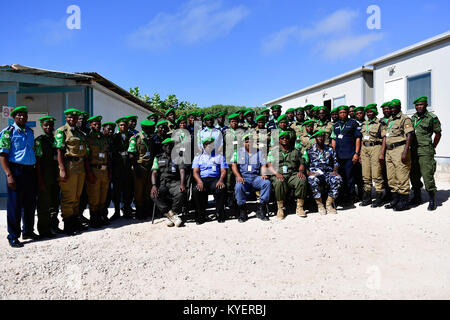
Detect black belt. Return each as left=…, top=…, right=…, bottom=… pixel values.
left=387, top=141, right=406, bottom=150
left=91, top=164, right=108, bottom=170
left=66, top=156, right=82, bottom=162
left=9, top=162, right=35, bottom=170
left=363, top=141, right=382, bottom=147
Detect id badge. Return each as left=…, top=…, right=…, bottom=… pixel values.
left=99, top=153, right=105, bottom=158
left=171, top=166, right=177, bottom=173
left=145, top=152, right=151, bottom=157
left=338, top=134, right=343, bottom=139
left=364, top=135, right=370, bottom=140
left=283, top=166, right=288, bottom=174
left=247, top=165, right=252, bottom=172
left=121, top=151, right=127, bottom=156
left=386, top=133, right=390, bottom=137
left=212, top=165, right=217, bottom=171
left=259, top=143, right=265, bottom=148
left=79, top=145, right=84, bottom=150
left=233, top=141, right=238, bottom=145
left=180, top=147, right=186, bottom=152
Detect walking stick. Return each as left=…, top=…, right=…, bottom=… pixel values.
left=152, top=202, right=156, bottom=224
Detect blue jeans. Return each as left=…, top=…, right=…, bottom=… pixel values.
left=235, top=175, right=271, bottom=206
left=7, top=164, right=37, bottom=240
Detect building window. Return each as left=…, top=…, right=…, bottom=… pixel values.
left=333, top=96, right=346, bottom=108
left=407, top=72, right=431, bottom=111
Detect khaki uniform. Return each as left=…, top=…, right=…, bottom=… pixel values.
left=86, top=132, right=110, bottom=212
left=300, top=132, right=315, bottom=155
left=360, top=118, right=385, bottom=192
left=314, top=120, right=333, bottom=145
left=55, top=124, right=88, bottom=220
left=410, top=111, right=441, bottom=192
left=128, top=131, right=155, bottom=210
left=383, top=112, right=414, bottom=195
left=291, top=122, right=304, bottom=150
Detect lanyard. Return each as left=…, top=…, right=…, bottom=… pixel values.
left=414, top=118, right=423, bottom=128
left=140, top=132, right=150, bottom=152
left=338, top=121, right=347, bottom=133
left=281, top=150, right=289, bottom=163
left=387, top=120, right=396, bottom=132
left=365, top=123, right=373, bottom=134
left=180, top=131, right=185, bottom=144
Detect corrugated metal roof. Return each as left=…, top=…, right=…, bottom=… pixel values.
left=366, top=30, right=450, bottom=66
left=264, top=67, right=372, bottom=106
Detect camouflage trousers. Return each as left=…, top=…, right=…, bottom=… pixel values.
left=307, top=172, right=342, bottom=199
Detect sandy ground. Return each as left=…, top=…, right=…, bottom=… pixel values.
left=1, top=179, right=450, bottom=300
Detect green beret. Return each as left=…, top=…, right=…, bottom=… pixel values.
left=80, top=111, right=89, bottom=117
left=38, top=116, right=55, bottom=123
left=303, top=120, right=316, bottom=126
left=364, top=105, right=378, bottom=116
left=115, top=117, right=128, bottom=124
left=176, top=115, right=187, bottom=124
left=141, top=120, right=156, bottom=127
left=102, top=122, right=116, bottom=128
left=238, top=108, right=247, bottom=114
left=285, top=108, right=295, bottom=113
left=244, top=109, right=255, bottom=117
left=146, top=112, right=157, bottom=119
left=313, top=130, right=328, bottom=137
left=295, top=107, right=305, bottom=112
left=337, top=105, right=349, bottom=111
left=202, top=137, right=215, bottom=145
left=10, top=106, right=28, bottom=118
left=390, top=99, right=401, bottom=107
left=255, top=115, right=267, bottom=122
left=311, top=106, right=319, bottom=112
left=64, top=108, right=81, bottom=116
left=162, top=138, right=174, bottom=145
left=187, top=112, right=197, bottom=117
left=242, top=133, right=253, bottom=141
left=414, top=96, right=428, bottom=104
left=126, top=115, right=138, bottom=120
left=380, top=102, right=391, bottom=108
left=330, top=107, right=339, bottom=114
left=353, top=106, right=365, bottom=113
left=279, top=131, right=290, bottom=139
left=277, top=114, right=288, bottom=122
left=87, top=115, right=102, bottom=123
left=261, top=108, right=270, bottom=113
left=165, top=108, right=175, bottom=116
left=156, top=120, right=168, bottom=127
left=270, top=105, right=282, bottom=110
left=304, top=104, right=314, bottom=110
left=214, top=112, right=224, bottom=117
left=316, top=106, right=327, bottom=112
left=203, top=114, right=214, bottom=121
left=228, top=113, right=240, bottom=120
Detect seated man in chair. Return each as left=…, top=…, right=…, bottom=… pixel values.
left=232, top=133, right=270, bottom=222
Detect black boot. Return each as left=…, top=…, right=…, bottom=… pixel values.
left=89, top=211, right=102, bottom=229
left=385, top=192, right=399, bottom=209
left=135, top=206, right=145, bottom=220
left=110, top=205, right=121, bottom=221
left=64, top=216, right=79, bottom=236
left=427, top=191, right=437, bottom=211
left=394, top=194, right=409, bottom=211
left=256, top=203, right=270, bottom=221
left=195, top=210, right=205, bottom=225
left=359, top=190, right=372, bottom=206
left=409, top=189, right=422, bottom=206
left=100, top=208, right=111, bottom=226
left=237, top=205, right=248, bottom=223
left=371, top=192, right=384, bottom=208
left=50, top=214, right=64, bottom=234
left=382, top=188, right=392, bottom=204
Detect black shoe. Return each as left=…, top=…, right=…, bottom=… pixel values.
left=8, top=239, right=23, bottom=248
left=371, top=192, right=384, bottom=208
left=427, top=192, right=437, bottom=211
left=40, top=232, right=56, bottom=239
left=382, top=190, right=393, bottom=204
left=22, top=232, right=41, bottom=241
left=237, top=205, right=248, bottom=223
left=79, top=214, right=90, bottom=224
left=385, top=193, right=399, bottom=209
left=51, top=226, right=64, bottom=234
left=359, top=191, right=372, bottom=207
left=256, top=203, right=270, bottom=221
left=394, top=195, right=409, bottom=211
left=109, top=212, right=121, bottom=221
left=409, top=189, right=422, bottom=206
left=195, top=217, right=205, bottom=225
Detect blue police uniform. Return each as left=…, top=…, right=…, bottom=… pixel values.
left=306, top=144, right=342, bottom=199
left=331, top=118, right=361, bottom=199
left=234, top=147, right=271, bottom=206
left=0, top=123, right=37, bottom=241
left=198, top=127, right=223, bottom=152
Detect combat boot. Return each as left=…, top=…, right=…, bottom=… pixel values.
left=382, top=188, right=392, bottom=204
left=256, top=203, right=269, bottom=221
left=384, top=192, right=399, bottom=209
left=394, top=194, right=409, bottom=211
left=89, top=211, right=102, bottom=229
left=359, top=190, right=372, bottom=206
left=315, top=198, right=327, bottom=215
left=63, top=216, right=80, bottom=236
left=110, top=205, right=121, bottom=221
left=427, top=191, right=437, bottom=211
left=276, top=201, right=285, bottom=220
left=371, top=192, right=384, bottom=208
left=296, top=199, right=306, bottom=218
left=326, top=197, right=337, bottom=214
left=409, top=189, right=422, bottom=206
left=238, top=205, right=248, bottom=223
left=135, top=206, right=145, bottom=220
left=50, top=215, right=64, bottom=234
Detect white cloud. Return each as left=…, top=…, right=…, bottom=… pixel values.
left=261, top=8, right=385, bottom=60
left=128, top=0, right=249, bottom=50
left=32, top=18, right=74, bottom=45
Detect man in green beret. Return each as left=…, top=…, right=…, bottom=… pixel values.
left=251, top=114, right=270, bottom=152
left=85, top=116, right=111, bottom=228
left=261, top=108, right=271, bottom=121
left=379, top=102, right=393, bottom=203
left=165, top=108, right=177, bottom=136
left=330, top=107, right=339, bottom=124
left=349, top=105, right=356, bottom=119
left=285, top=108, right=296, bottom=126
left=0, top=106, right=39, bottom=247
left=266, top=131, right=308, bottom=219
left=151, top=138, right=186, bottom=227
left=294, top=107, right=306, bottom=125
left=409, top=96, right=442, bottom=210
left=267, top=105, right=282, bottom=130
left=300, top=120, right=316, bottom=153
left=243, top=109, right=256, bottom=129
left=215, top=112, right=229, bottom=135
left=352, top=106, right=366, bottom=202
left=147, top=112, right=158, bottom=123
left=101, top=121, right=116, bottom=220
left=55, top=108, right=90, bottom=235
left=382, top=99, right=415, bottom=211
left=314, top=106, right=334, bottom=145
left=359, top=104, right=386, bottom=207
left=35, top=116, right=62, bottom=238
left=199, top=115, right=223, bottom=153
left=237, top=109, right=247, bottom=127
left=128, top=120, right=157, bottom=219
left=126, top=115, right=139, bottom=136
left=76, top=111, right=91, bottom=227
left=155, top=120, right=169, bottom=155
left=77, top=111, right=90, bottom=136
left=109, top=117, right=134, bottom=220
left=271, top=114, right=296, bottom=149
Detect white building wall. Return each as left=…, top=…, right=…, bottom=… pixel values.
left=372, top=39, right=450, bottom=164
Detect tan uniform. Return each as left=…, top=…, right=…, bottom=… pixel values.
left=86, top=132, right=110, bottom=212
left=314, top=120, right=333, bottom=145
left=55, top=124, right=88, bottom=219
left=360, top=118, right=385, bottom=192
left=383, top=112, right=414, bottom=195
left=300, top=132, right=315, bottom=154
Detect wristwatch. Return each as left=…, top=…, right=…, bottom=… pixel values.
left=355, top=152, right=360, bottom=156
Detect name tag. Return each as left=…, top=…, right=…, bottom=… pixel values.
left=145, top=152, right=151, bottom=157
left=180, top=147, right=186, bottom=152
left=121, top=151, right=128, bottom=156
left=364, top=135, right=370, bottom=140
left=386, top=133, right=390, bottom=137
left=313, top=169, right=324, bottom=175
left=259, top=143, right=265, bottom=148
left=247, top=165, right=252, bottom=172
left=99, top=153, right=105, bottom=158
left=338, top=134, right=343, bottom=139
left=171, top=166, right=177, bottom=173
left=212, top=165, right=217, bottom=171
left=79, top=145, right=84, bottom=150
left=283, top=166, right=288, bottom=174
left=233, top=141, right=238, bottom=145
left=122, top=134, right=126, bottom=140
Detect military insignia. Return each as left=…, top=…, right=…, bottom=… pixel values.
left=405, top=124, right=411, bottom=128
left=4, top=133, right=9, bottom=138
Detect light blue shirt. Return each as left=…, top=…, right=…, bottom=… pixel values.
left=236, top=147, right=266, bottom=178
left=198, top=127, right=223, bottom=151
left=0, top=122, right=36, bottom=165
left=192, top=151, right=228, bottom=178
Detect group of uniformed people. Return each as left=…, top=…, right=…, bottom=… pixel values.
left=0, top=95, right=441, bottom=248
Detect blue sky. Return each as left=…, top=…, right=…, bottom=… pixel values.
left=1, top=0, right=449, bottom=107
